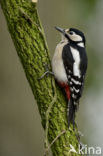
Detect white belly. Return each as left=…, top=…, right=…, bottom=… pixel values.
left=52, top=42, right=68, bottom=82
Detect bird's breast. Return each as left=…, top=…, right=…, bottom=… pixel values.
left=52, top=42, right=68, bottom=82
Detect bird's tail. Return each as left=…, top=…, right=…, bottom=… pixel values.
left=67, top=99, right=77, bottom=128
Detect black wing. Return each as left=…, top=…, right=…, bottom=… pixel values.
left=62, top=43, right=87, bottom=103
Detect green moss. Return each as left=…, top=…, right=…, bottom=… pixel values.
left=0, top=0, right=81, bottom=155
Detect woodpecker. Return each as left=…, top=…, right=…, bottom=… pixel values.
left=52, top=27, right=88, bottom=128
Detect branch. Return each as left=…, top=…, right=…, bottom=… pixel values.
left=0, top=0, right=81, bottom=155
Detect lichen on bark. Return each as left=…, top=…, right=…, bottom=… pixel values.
left=0, top=0, right=81, bottom=155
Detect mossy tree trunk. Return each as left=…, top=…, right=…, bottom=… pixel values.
left=0, top=0, right=81, bottom=155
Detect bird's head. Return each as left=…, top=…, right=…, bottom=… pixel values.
left=55, top=26, right=86, bottom=47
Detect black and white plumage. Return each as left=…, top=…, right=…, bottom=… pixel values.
left=52, top=27, right=88, bottom=128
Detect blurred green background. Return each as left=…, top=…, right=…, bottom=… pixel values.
left=0, top=0, right=103, bottom=155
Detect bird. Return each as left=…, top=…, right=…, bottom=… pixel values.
left=52, top=26, right=88, bottom=128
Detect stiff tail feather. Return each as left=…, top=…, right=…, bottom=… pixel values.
left=67, top=99, right=77, bottom=128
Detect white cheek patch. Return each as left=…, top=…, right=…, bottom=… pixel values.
left=69, top=34, right=82, bottom=42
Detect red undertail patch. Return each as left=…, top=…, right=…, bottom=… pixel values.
left=58, top=82, right=70, bottom=100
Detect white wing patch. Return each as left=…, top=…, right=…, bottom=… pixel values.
left=70, top=46, right=81, bottom=77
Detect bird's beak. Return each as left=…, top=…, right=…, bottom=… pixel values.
left=55, top=26, right=65, bottom=35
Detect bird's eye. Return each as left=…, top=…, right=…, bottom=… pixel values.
left=69, top=31, right=74, bottom=35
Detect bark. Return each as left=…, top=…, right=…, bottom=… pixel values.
left=0, top=0, right=81, bottom=155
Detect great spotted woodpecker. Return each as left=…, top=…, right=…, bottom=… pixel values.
left=52, top=27, right=88, bottom=128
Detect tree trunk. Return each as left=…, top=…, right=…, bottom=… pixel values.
left=0, top=0, right=81, bottom=155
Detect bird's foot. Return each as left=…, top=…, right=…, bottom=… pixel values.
left=38, top=64, right=54, bottom=80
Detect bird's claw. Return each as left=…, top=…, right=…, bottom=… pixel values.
left=38, top=64, right=54, bottom=80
